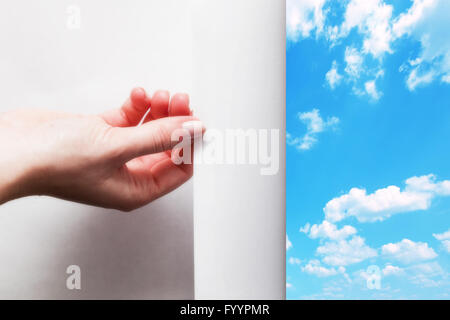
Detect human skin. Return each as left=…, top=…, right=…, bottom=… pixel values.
left=0, top=88, right=203, bottom=211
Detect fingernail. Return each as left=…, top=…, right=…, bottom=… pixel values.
left=182, top=120, right=204, bottom=138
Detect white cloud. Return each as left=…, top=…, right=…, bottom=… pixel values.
left=323, top=2, right=393, bottom=99
left=394, top=0, right=450, bottom=90
left=364, top=80, right=381, bottom=100
left=286, top=282, right=293, bottom=288
left=302, top=220, right=357, bottom=240
left=382, top=264, right=404, bottom=276
left=406, top=68, right=435, bottom=90
left=325, top=25, right=339, bottom=43
left=287, top=109, right=339, bottom=151
left=410, top=261, right=443, bottom=274
left=344, top=47, right=364, bottom=79
left=381, top=261, right=447, bottom=288
left=286, top=132, right=302, bottom=148
left=408, top=261, right=446, bottom=287
left=302, top=259, right=346, bottom=277
left=392, top=0, right=437, bottom=38
left=353, top=70, right=384, bottom=99
left=433, top=229, right=450, bottom=253
left=325, top=185, right=430, bottom=223
left=286, top=0, right=328, bottom=42
left=289, top=257, right=302, bottom=265
left=324, top=174, right=450, bottom=223
left=433, top=229, right=450, bottom=241
left=382, top=239, right=437, bottom=264
left=288, top=0, right=450, bottom=93
left=325, top=61, right=342, bottom=89
left=287, top=235, right=292, bottom=250
left=406, top=174, right=450, bottom=194
left=317, top=236, right=377, bottom=266
left=299, top=222, right=311, bottom=233
left=442, top=74, right=450, bottom=83
left=299, top=109, right=338, bottom=133
left=340, top=0, right=394, bottom=58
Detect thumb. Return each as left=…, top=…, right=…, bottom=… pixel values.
left=110, top=116, right=204, bottom=162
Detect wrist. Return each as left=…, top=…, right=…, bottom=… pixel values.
left=0, top=160, right=38, bottom=205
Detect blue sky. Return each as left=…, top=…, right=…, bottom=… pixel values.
left=286, top=0, right=450, bottom=299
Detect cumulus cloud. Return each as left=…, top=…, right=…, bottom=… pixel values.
left=364, top=80, right=381, bottom=100
left=382, top=239, right=437, bottom=264
left=393, top=0, right=450, bottom=90
left=408, top=261, right=446, bottom=287
left=344, top=47, right=364, bottom=79
left=433, top=229, right=450, bottom=253
left=325, top=185, right=429, bottom=223
left=317, top=236, right=377, bottom=266
left=404, top=67, right=435, bottom=90
left=287, top=235, right=293, bottom=250
left=433, top=229, right=450, bottom=241
left=286, top=0, right=328, bottom=42
left=410, top=261, right=443, bottom=274
left=299, top=109, right=338, bottom=135
left=406, top=174, right=450, bottom=194
left=341, top=0, right=394, bottom=58
left=325, top=61, right=343, bottom=89
left=324, top=174, right=450, bottom=223
left=334, top=2, right=393, bottom=98
left=392, top=0, right=437, bottom=38
left=287, top=109, right=339, bottom=151
left=289, top=257, right=302, bottom=265
left=358, top=261, right=445, bottom=288
left=339, top=0, right=449, bottom=87
left=380, top=261, right=446, bottom=287
left=299, top=222, right=310, bottom=233
left=287, top=0, right=450, bottom=95
left=301, top=220, right=357, bottom=240
left=442, top=74, right=450, bottom=83
left=382, top=264, right=404, bottom=276
left=302, top=259, right=346, bottom=277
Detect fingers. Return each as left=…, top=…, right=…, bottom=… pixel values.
left=124, top=153, right=193, bottom=207
left=150, top=90, right=170, bottom=120
left=101, top=88, right=191, bottom=127
left=149, top=157, right=193, bottom=199
left=106, top=157, right=193, bottom=211
left=101, top=87, right=151, bottom=127
left=169, top=93, right=190, bottom=116
left=122, top=87, right=152, bottom=125
left=110, top=116, right=204, bottom=163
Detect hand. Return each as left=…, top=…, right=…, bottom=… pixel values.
left=0, top=88, right=203, bottom=211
